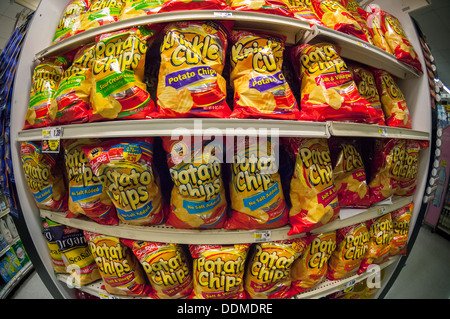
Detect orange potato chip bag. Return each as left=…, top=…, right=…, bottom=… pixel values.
left=85, top=231, right=151, bottom=296
left=230, top=30, right=300, bottom=119
left=290, top=231, right=336, bottom=293
left=390, top=203, right=413, bottom=257
left=358, top=213, right=393, bottom=274
left=157, top=21, right=232, bottom=118
left=121, top=239, right=193, bottom=299
left=327, top=222, right=369, bottom=280
left=245, top=238, right=307, bottom=299
left=229, top=0, right=293, bottom=17
left=189, top=244, right=250, bottom=299
left=286, top=137, right=340, bottom=235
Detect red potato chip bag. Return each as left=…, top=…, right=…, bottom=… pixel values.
left=340, top=0, right=374, bottom=45
left=52, top=0, right=91, bottom=43
left=121, top=239, right=193, bottom=299
left=90, top=26, right=157, bottom=123
left=287, top=0, right=325, bottom=27
left=229, top=0, right=293, bottom=17
left=85, top=231, right=152, bottom=296
left=157, top=21, right=232, bottom=118
left=225, top=137, right=289, bottom=230
left=78, top=0, right=124, bottom=32
left=21, top=142, right=68, bottom=212
left=286, top=138, right=340, bottom=235
left=358, top=213, right=393, bottom=274
left=118, top=0, right=165, bottom=20
left=245, top=238, right=307, bottom=299
left=230, top=30, right=300, bottom=120
left=24, top=56, right=70, bottom=130
left=83, top=137, right=164, bottom=226
left=329, top=137, right=370, bottom=208
left=372, top=68, right=412, bottom=129
left=327, top=222, right=369, bottom=280
left=291, top=43, right=381, bottom=123
left=48, top=44, right=95, bottom=126
left=359, top=7, right=393, bottom=54
left=290, top=231, right=336, bottom=293
left=311, top=0, right=369, bottom=43
left=63, top=139, right=119, bottom=225
left=189, top=244, right=250, bottom=299
left=395, top=140, right=424, bottom=196
left=159, top=0, right=229, bottom=12
left=162, top=137, right=227, bottom=229
left=390, top=203, right=413, bottom=256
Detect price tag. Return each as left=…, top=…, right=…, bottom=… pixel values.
left=377, top=206, right=386, bottom=216
left=214, top=11, right=232, bottom=17
left=378, top=127, right=388, bottom=137
left=254, top=230, right=271, bottom=242
left=42, top=127, right=62, bottom=153
left=357, top=41, right=368, bottom=48
left=338, top=279, right=356, bottom=292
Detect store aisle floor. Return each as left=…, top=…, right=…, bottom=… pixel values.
left=8, top=225, right=450, bottom=299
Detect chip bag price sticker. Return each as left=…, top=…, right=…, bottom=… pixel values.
left=254, top=230, right=271, bottom=242
left=337, top=278, right=356, bottom=293
left=42, top=127, right=63, bottom=153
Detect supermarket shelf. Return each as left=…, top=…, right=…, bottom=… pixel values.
left=0, top=262, right=33, bottom=299
left=0, top=208, right=10, bottom=219
left=16, top=118, right=330, bottom=141
left=327, top=122, right=430, bottom=141
left=306, top=24, right=422, bottom=79
left=0, top=236, right=20, bottom=258
left=34, top=10, right=311, bottom=60
left=39, top=196, right=412, bottom=244
left=292, top=256, right=400, bottom=299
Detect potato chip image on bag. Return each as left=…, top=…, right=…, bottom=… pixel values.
left=162, top=137, right=227, bottom=229
left=90, top=26, right=157, bottom=123
left=63, top=139, right=119, bottom=225
left=230, top=0, right=293, bottom=17
left=358, top=213, right=393, bottom=274
left=119, top=0, right=165, bottom=20
left=21, top=142, right=68, bottom=211
left=159, top=0, right=229, bottom=12
left=372, top=68, right=411, bottom=128
left=287, top=0, right=325, bottom=27
left=157, top=21, right=232, bottom=118
left=85, top=231, right=151, bottom=296
left=329, top=137, right=370, bottom=208
left=390, top=203, right=413, bottom=257
left=48, top=44, right=95, bottom=126
left=230, top=30, right=300, bottom=119
left=327, top=222, right=369, bottom=280
left=189, top=244, right=250, bottom=299
left=286, top=138, right=339, bottom=235
left=121, top=239, right=193, bottom=299
left=225, top=137, right=289, bottom=230
left=290, top=231, right=336, bottom=293
left=291, top=43, right=381, bottom=123
left=245, top=238, right=307, bottom=299
left=52, top=0, right=91, bottom=43
left=82, top=137, right=164, bottom=226
left=78, top=0, right=124, bottom=32
left=25, top=57, right=70, bottom=130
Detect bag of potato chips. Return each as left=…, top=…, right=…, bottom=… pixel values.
left=311, top=0, right=369, bottom=43
left=21, top=142, right=68, bottom=211
left=190, top=244, right=250, bottom=299
left=157, top=21, right=232, bottom=118
left=229, top=0, right=293, bottom=17
left=52, top=0, right=91, bottom=43
left=85, top=231, right=151, bottom=296
left=245, top=238, right=307, bottom=299
left=48, top=44, right=95, bottom=126
left=78, top=0, right=124, bottom=32
left=287, top=0, right=325, bottom=26
left=390, top=203, right=413, bottom=256
left=159, top=0, right=229, bottom=12
left=395, top=139, right=423, bottom=196
left=372, top=68, right=412, bottom=128
left=286, top=138, right=340, bottom=235
left=83, top=137, right=164, bottom=226
left=90, top=26, right=157, bottom=122
left=230, top=30, right=300, bottom=119
left=47, top=221, right=101, bottom=286
left=358, top=213, right=393, bottom=274
left=290, top=231, right=336, bottom=293
left=63, top=139, right=119, bottom=225
left=43, top=219, right=67, bottom=274
left=121, top=239, right=193, bottom=299
left=24, top=57, right=70, bottom=130
left=329, top=137, right=370, bottom=208
left=162, top=137, right=227, bottom=229
left=226, top=137, right=288, bottom=230
left=360, top=7, right=393, bottom=54
left=340, top=0, right=373, bottom=45
left=291, top=43, right=381, bottom=123
left=348, top=63, right=385, bottom=125
left=327, top=222, right=369, bottom=280
left=118, top=0, right=165, bottom=20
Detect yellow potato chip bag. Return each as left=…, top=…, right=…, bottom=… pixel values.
left=52, top=0, right=91, bottom=43
left=43, top=219, right=67, bottom=274
left=119, top=0, right=165, bottom=20
left=79, top=0, right=124, bottom=32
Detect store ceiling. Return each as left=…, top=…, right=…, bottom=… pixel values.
left=410, top=0, right=450, bottom=87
